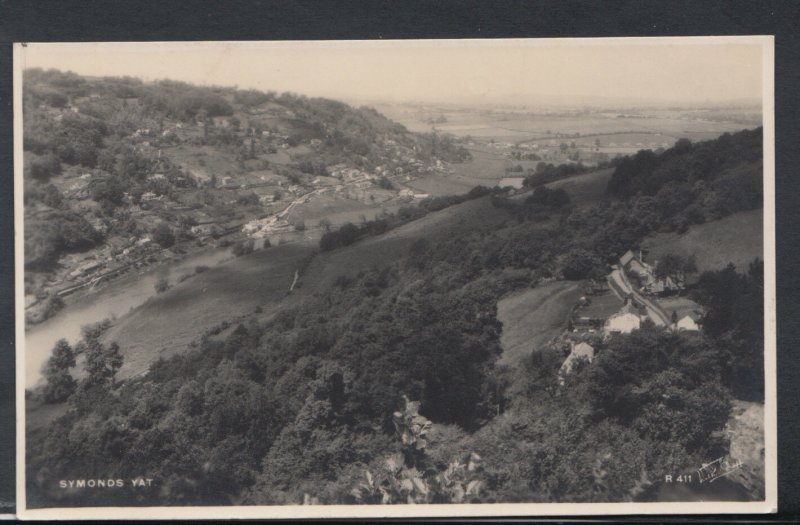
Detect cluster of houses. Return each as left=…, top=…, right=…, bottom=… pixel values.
left=242, top=215, right=295, bottom=245
left=558, top=247, right=704, bottom=385
left=619, top=249, right=681, bottom=295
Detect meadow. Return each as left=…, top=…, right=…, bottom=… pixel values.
left=496, top=281, right=582, bottom=368
left=642, top=209, right=763, bottom=274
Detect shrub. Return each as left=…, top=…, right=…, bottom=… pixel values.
left=28, top=154, right=62, bottom=182
left=232, top=239, right=255, bottom=257
left=154, top=277, right=170, bottom=293
left=152, top=223, right=175, bottom=248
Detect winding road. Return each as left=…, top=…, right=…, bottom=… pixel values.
left=607, top=268, right=671, bottom=327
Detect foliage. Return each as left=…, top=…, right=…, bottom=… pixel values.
left=24, top=209, right=103, bottom=269
left=691, top=260, right=764, bottom=401
left=154, top=277, right=170, bottom=294
left=527, top=186, right=571, bottom=209
left=27, top=153, right=62, bottom=182
left=82, top=337, right=123, bottom=387
left=151, top=223, right=175, bottom=248
left=523, top=161, right=591, bottom=187
left=607, top=129, right=763, bottom=228
left=350, top=398, right=486, bottom=504
left=43, top=339, right=77, bottom=403
left=232, top=239, right=255, bottom=257
left=654, top=253, right=697, bottom=289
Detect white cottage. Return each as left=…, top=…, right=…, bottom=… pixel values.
left=605, top=312, right=641, bottom=336
left=559, top=342, right=595, bottom=385
left=676, top=315, right=700, bottom=332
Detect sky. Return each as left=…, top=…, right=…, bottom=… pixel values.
left=18, top=38, right=767, bottom=106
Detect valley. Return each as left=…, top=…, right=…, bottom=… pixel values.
left=23, top=69, right=766, bottom=507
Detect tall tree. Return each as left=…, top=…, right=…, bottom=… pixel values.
left=84, top=338, right=124, bottom=387
left=43, top=339, right=77, bottom=403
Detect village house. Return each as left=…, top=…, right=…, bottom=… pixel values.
left=499, top=176, right=525, bottom=189
left=212, top=116, right=232, bottom=128
left=605, top=311, right=641, bottom=335
left=558, top=342, right=595, bottom=385
left=619, top=249, right=680, bottom=295
left=676, top=314, right=701, bottom=332
left=191, top=224, right=222, bottom=237
left=67, top=260, right=104, bottom=280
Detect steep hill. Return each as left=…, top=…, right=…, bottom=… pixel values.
left=22, top=68, right=472, bottom=302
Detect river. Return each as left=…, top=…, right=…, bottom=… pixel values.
left=24, top=246, right=235, bottom=387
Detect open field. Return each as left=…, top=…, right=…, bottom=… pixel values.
left=545, top=168, right=614, bottom=204
left=577, top=290, right=623, bottom=320
left=370, top=103, right=757, bottom=143
left=642, top=209, right=763, bottom=274
left=406, top=148, right=509, bottom=196
left=286, top=194, right=377, bottom=224
left=496, top=281, right=582, bottom=368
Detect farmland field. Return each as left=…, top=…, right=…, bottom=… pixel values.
left=370, top=102, right=758, bottom=144
left=642, top=209, right=763, bottom=274
left=407, top=147, right=510, bottom=196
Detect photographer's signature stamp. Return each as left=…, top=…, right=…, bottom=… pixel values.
left=664, top=456, right=744, bottom=484
left=697, top=456, right=743, bottom=483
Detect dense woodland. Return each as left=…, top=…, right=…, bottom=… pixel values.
left=27, top=78, right=764, bottom=506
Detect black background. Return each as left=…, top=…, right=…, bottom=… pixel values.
left=1, top=0, right=799, bottom=520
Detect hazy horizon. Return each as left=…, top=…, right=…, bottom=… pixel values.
left=19, top=38, right=766, bottom=108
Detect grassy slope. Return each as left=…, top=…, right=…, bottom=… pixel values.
left=544, top=167, right=615, bottom=205
left=103, top=196, right=510, bottom=380
left=641, top=209, right=763, bottom=274
left=302, top=196, right=510, bottom=292
left=496, top=281, right=582, bottom=368
left=104, top=242, right=314, bottom=379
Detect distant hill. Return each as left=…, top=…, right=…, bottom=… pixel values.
left=21, top=68, right=472, bottom=282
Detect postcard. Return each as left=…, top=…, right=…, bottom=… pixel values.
left=15, top=36, right=776, bottom=519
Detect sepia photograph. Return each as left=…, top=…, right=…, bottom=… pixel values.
left=15, top=37, right=775, bottom=518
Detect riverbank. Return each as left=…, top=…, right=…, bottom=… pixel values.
left=25, top=242, right=247, bottom=387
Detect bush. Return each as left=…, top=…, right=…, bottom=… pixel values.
left=152, top=223, right=175, bottom=248
left=154, top=277, right=170, bottom=293
left=41, top=294, right=65, bottom=321
left=232, top=239, right=255, bottom=257
left=28, top=154, right=62, bottom=182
